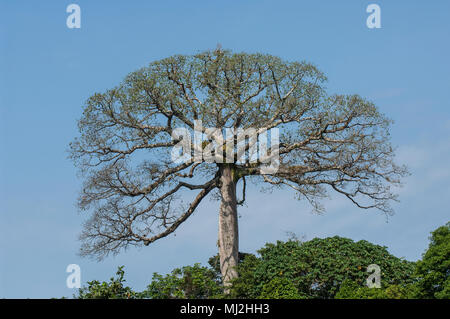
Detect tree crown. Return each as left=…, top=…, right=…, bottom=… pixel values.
left=69, top=49, right=407, bottom=259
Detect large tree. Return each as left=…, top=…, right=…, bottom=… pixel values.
left=69, top=49, right=407, bottom=289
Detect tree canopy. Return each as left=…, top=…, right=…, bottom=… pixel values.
left=229, top=236, right=415, bottom=299
left=69, top=49, right=407, bottom=285
left=75, top=266, right=138, bottom=299
left=73, top=234, right=424, bottom=299
left=414, top=222, right=450, bottom=299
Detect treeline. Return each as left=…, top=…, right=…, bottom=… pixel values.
left=74, top=222, right=449, bottom=299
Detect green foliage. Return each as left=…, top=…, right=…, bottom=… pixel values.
left=230, top=236, right=415, bottom=299
left=335, top=279, right=418, bottom=299
left=415, top=222, right=450, bottom=299
left=259, top=277, right=307, bottom=299
left=228, top=254, right=261, bottom=298
left=73, top=222, right=450, bottom=299
left=76, top=266, right=139, bottom=299
left=142, top=263, right=223, bottom=299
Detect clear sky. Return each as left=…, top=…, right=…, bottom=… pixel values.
left=1, top=0, right=449, bottom=298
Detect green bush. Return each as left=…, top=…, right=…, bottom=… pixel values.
left=415, top=222, right=450, bottom=299
left=230, top=236, right=415, bottom=299
left=76, top=266, right=139, bottom=299
left=259, top=277, right=306, bottom=299
left=335, top=279, right=418, bottom=299
left=74, top=222, right=449, bottom=299
left=143, top=263, right=223, bottom=299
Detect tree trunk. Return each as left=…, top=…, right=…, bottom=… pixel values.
left=218, top=164, right=239, bottom=292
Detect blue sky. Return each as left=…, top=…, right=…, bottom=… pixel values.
left=1, top=0, right=449, bottom=298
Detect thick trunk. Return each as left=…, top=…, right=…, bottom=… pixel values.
left=218, top=165, right=239, bottom=291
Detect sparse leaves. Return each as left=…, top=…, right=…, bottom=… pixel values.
left=70, top=49, right=407, bottom=259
